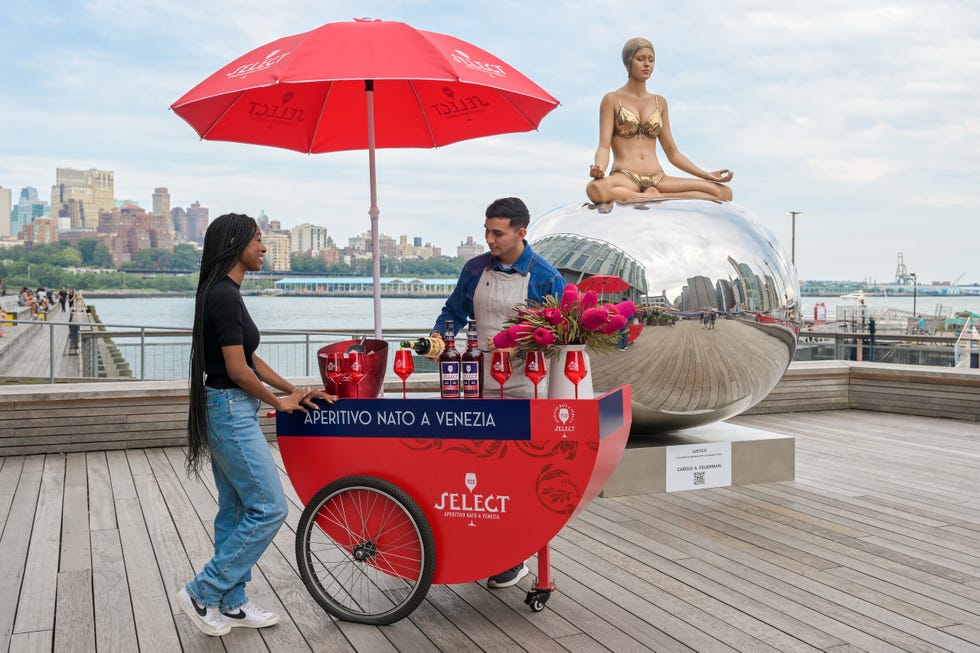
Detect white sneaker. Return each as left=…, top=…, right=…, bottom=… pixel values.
left=176, top=588, right=231, bottom=637
left=222, top=601, right=280, bottom=629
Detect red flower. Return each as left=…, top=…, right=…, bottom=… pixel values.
left=506, top=323, right=534, bottom=343
left=581, top=289, right=599, bottom=309
left=616, top=300, right=636, bottom=317
left=560, top=285, right=578, bottom=312
left=493, top=330, right=516, bottom=349
left=533, top=327, right=556, bottom=346
left=542, top=307, right=564, bottom=325
left=600, top=314, right=627, bottom=334
left=581, top=308, right=610, bottom=331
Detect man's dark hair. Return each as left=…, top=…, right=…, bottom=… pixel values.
left=485, top=197, right=530, bottom=229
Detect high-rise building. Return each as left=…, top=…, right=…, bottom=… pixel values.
left=456, top=235, right=483, bottom=259
left=21, top=216, right=58, bottom=245
left=263, top=232, right=291, bottom=271
left=97, top=205, right=176, bottom=266
left=0, top=187, right=11, bottom=237
left=152, top=187, right=171, bottom=217
left=13, top=187, right=47, bottom=237
left=290, top=223, right=330, bottom=254
left=186, top=201, right=209, bottom=242
left=51, top=168, right=114, bottom=229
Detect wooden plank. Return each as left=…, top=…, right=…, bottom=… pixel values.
left=91, top=529, right=139, bottom=653
left=0, top=455, right=43, bottom=653
left=60, top=452, right=91, bottom=573
left=13, top=454, right=65, bottom=635
left=0, top=456, right=24, bottom=534
left=7, top=630, right=52, bottom=653
left=54, top=570, right=95, bottom=653
left=87, top=451, right=116, bottom=531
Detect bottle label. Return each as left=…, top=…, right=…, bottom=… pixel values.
left=462, top=360, right=481, bottom=398
left=440, top=361, right=460, bottom=398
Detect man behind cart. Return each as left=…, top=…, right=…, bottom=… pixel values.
left=430, top=196, right=566, bottom=588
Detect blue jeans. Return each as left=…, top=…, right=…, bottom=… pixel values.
left=186, top=387, right=288, bottom=611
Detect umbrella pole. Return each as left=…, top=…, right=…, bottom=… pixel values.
left=366, top=80, right=383, bottom=341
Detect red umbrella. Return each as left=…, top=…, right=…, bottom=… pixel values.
left=577, top=275, right=631, bottom=295
left=171, top=18, right=559, bottom=337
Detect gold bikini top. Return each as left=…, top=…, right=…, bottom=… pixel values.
left=613, top=98, right=662, bottom=138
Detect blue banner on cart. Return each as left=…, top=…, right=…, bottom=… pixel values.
left=277, top=398, right=532, bottom=440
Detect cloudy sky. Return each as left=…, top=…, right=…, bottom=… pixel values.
left=3, top=0, right=978, bottom=284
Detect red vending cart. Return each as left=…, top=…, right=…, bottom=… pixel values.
left=275, top=385, right=632, bottom=624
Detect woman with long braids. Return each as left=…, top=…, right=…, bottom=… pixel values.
left=177, top=213, right=334, bottom=637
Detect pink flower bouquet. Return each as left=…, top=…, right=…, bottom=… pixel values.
left=494, top=285, right=635, bottom=355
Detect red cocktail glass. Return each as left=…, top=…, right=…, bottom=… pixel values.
left=524, top=350, right=547, bottom=399
left=563, top=349, right=588, bottom=400
left=325, top=352, right=345, bottom=394
left=346, top=351, right=367, bottom=398
left=393, top=348, right=414, bottom=399
left=490, top=350, right=512, bottom=399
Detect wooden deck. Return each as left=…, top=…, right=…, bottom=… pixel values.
left=2, top=409, right=980, bottom=652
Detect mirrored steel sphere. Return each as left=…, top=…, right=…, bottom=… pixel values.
left=527, top=199, right=800, bottom=432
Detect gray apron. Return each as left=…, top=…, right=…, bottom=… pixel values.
left=474, top=267, right=546, bottom=398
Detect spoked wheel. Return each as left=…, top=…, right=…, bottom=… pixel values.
left=296, top=475, right=436, bottom=625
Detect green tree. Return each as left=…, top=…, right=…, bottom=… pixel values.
left=172, top=244, right=200, bottom=270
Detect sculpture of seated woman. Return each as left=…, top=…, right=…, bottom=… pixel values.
left=587, top=38, right=733, bottom=203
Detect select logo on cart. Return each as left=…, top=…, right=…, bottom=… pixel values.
left=434, top=472, right=510, bottom=522
left=553, top=404, right=576, bottom=433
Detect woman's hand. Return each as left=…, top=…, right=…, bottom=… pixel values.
left=589, top=164, right=605, bottom=180
left=705, top=169, right=734, bottom=183
left=276, top=386, right=336, bottom=413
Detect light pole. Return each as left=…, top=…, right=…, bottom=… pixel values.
left=909, top=272, right=917, bottom=317
left=787, top=211, right=803, bottom=265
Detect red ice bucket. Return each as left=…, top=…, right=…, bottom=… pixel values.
left=316, top=339, right=389, bottom=398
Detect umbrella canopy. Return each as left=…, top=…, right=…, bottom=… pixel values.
left=172, top=18, right=560, bottom=337
left=577, top=274, right=631, bottom=295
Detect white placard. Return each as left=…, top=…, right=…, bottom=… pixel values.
left=665, top=442, right=732, bottom=492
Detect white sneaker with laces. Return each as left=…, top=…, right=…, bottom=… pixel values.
left=176, top=588, right=231, bottom=637
left=222, top=601, right=280, bottom=628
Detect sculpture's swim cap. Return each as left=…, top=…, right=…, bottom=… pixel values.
left=622, top=37, right=654, bottom=69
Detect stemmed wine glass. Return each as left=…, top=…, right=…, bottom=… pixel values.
left=524, top=350, right=547, bottom=399
left=393, top=348, right=414, bottom=399
left=325, top=352, right=345, bottom=395
left=563, top=349, right=588, bottom=400
left=490, top=350, right=512, bottom=399
left=346, top=351, right=367, bottom=398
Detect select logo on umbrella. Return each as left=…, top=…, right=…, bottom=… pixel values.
left=227, top=49, right=291, bottom=79
left=450, top=49, right=506, bottom=78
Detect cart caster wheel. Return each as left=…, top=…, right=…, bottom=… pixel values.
left=524, top=589, right=551, bottom=613
left=296, top=475, right=435, bottom=625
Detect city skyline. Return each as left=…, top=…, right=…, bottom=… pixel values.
left=3, top=1, right=979, bottom=284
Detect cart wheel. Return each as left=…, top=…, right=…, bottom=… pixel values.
left=524, top=589, right=551, bottom=613
left=296, top=475, right=435, bottom=625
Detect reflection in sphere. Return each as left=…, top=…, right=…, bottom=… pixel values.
left=527, top=199, right=800, bottom=433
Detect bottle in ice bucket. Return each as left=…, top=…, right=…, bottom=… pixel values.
left=439, top=320, right=461, bottom=398
left=399, top=336, right=445, bottom=360
left=461, top=320, right=483, bottom=398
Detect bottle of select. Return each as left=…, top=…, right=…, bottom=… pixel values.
left=461, top=320, right=483, bottom=398
left=399, top=336, right=444, bottom=360
left=438, top=320, right=461, bottom=398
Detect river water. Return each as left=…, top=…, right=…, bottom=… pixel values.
left=84, top=294, right=978, bottom=379
left=86, top=294, right=979, bottom=331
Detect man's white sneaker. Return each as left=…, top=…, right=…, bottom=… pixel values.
left=221, top=601, right=280, bottom=629
left=176, top=588, right=231, bottom=637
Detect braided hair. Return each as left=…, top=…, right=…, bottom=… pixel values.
left=185, top=213, right=258, bottom=476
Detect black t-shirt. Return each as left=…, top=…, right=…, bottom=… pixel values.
left=204, top=276, right=260, bottom=389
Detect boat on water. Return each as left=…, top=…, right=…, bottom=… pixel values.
left=839, top=290, right=866, bottom=301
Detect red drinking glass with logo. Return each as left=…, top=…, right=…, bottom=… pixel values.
left=325, top=352, right=345, bottom=394
left=563, top=349, right=588, bottom=400
left=346, top=351, right=367, bottom=398
left=490, top=350, right=512, bottom=399
left=523, top=350, right=547, bottom=399
left=393, top=348, right=414, bottom=399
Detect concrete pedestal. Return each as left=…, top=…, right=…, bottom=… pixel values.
left=601, top=421, right=795, bottom=497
